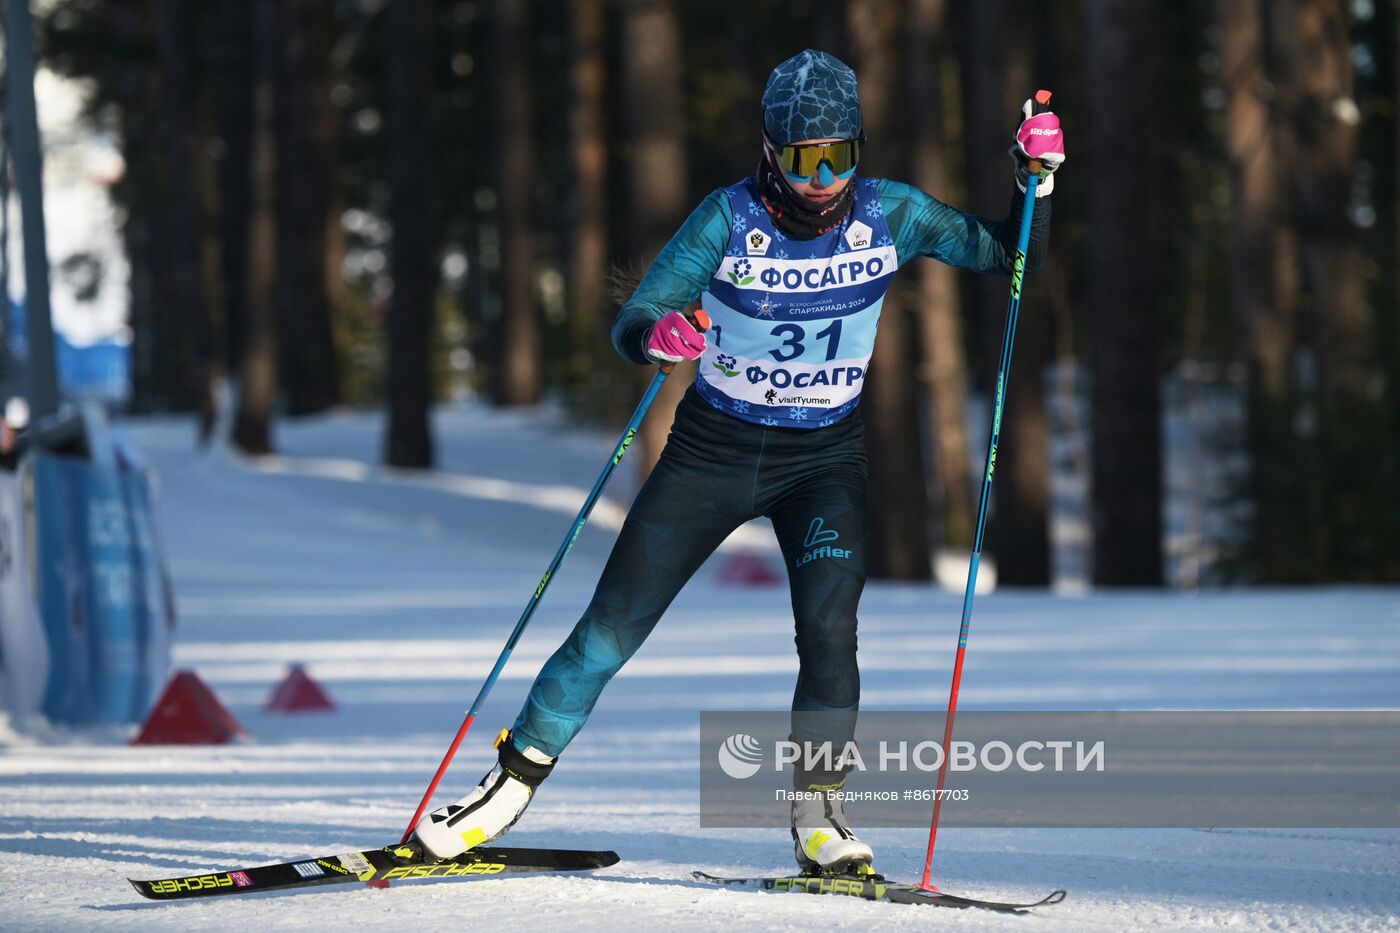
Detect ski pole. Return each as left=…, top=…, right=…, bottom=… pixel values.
left=398, top=309, right=711, bottom=845
left=917, top=90, right=1052, bottom=892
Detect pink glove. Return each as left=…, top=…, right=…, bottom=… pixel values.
left=645, top=311, right=707, bottom=364
left=1012, top=95, right=1065, bottom=197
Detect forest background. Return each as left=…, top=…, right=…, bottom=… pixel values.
left=24, top=0, right=1399, bottom=586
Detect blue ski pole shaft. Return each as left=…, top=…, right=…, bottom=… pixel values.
left=918, top=91, right=1052, bottom=890
left=399, top=310, right=710, bottom=843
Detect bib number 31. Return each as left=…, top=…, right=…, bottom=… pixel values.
left=768, top=319, right=842, bottom=363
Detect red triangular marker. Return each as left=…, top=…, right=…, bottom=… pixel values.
left=717, top=552, right=783, bottom=586
left=265, top=663, right=335, bottom=713
left=131, top=670, right=247, bottom=745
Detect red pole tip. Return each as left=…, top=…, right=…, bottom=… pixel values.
left=692, top=308, right=712, bottom=332
left=1034, top=89, right=1053, bottom=106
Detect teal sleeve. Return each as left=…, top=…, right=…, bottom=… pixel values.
left=611, top=189, right=733, bottom=365
left=878, top=178, right=1050, bottom=275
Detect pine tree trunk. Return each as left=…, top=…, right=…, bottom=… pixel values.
left=1392, top=0, right=1400, bottom=579
left=383, top=0, right=435, bottom=468
left=320, top=3, right=346, bottom=387
left=569, top=0, right=608, bottom=393
left=156, top=0, right=213, bottom=429
left=319, top=0, right=345, bottom=360
left=1295, top=0, right=1368, bottom=404
left=850, top=0, right=932, bottom=581
left=112, top=3, right=171, bottom=413
left=909, top=0, right=976, bottom=552
left=1084, top=0, right=1164, bottom=585
left=215, top=0, right=253, bottom=404
left=1222, top=0, right=1307, bottom=579
left=196, top=103, right=225, bottom=440
left=959, top=0, right=1020, bottom=376
left=493, top=0, right=542, bottom=406
left=275, top=0, right=339, bottom=416
left=621, top=0, right=688, bottom=480
left=1293, top=0, right=1385, bottom=575
left=1224, top=1, right=1297, bottom=399
left=233, top=0, right=279, bottom=455
left=1394, top=0, right=1400, bottom=499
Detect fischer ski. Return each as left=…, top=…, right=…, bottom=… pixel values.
left=692, top=869, right=1066, bottom=913
left=130, top=844, right=619, bottom=901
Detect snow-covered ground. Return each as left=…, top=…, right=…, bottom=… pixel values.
left=2, top=404, right=1398, bottom=931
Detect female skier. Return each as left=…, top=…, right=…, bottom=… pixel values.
left=413, top=49, right=1064, bottom=874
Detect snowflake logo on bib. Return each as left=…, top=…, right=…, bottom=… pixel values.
left=756, top=294, right=775, bottom=318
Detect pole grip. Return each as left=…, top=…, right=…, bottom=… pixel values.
left=657, top=308, right=712, bottom=374
left=1027, top=89, right=1053, bottom=176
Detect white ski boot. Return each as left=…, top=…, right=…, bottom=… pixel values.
left=791, top=784, right=874, bottom=873
left=411, top=729, right=556, bottom=861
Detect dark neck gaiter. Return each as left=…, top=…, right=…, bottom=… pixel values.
left=755, top=150, right=856, bottom=241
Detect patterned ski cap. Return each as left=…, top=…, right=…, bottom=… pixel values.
left=761, top=50, right=862, bottom=147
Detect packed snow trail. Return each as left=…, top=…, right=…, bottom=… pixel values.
left=1, top=406, right=1397, bottom=931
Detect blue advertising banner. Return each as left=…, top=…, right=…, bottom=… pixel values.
left=31, top=454, right=170, bottom=725
left=122, top=462, right=174, bottom=711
